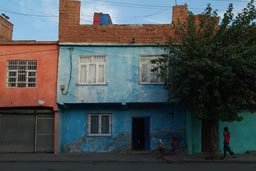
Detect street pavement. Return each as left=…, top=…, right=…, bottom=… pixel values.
left=0, top=150, right=256, bottom=163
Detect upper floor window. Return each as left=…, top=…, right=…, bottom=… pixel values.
left=139, top=55, right=164, bottom=84
left=78, top=55, right=106, bottom=84
left=7, top=60, right=37, bottom=88
left=87, top=113, right=112, bottom=136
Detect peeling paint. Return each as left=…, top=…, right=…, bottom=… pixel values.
left=104, top=134, right=131, bottom=152
left=58, top=46, right=187, bottom=153
left=64, top=135, right=86, bottom=152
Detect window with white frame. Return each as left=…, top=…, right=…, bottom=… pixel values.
left=7, top=60, right=37, bottom=88
left=79, top=55, right=106, bottom=84
left=139, top=55, right=164, bottom=84
left=87, top=113, right=112, bottom=136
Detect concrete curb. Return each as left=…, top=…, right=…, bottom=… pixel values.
left=0, top=159, right=255, bottom=164
left=0, top=153, right=256, bottom=164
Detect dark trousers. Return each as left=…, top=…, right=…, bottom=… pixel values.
left=223, top=143, right=234, bottom=157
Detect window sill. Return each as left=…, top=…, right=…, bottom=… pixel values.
left=77, top=83, right=108, bottom=86
left=139, top=82, right=164, bottom=85
left=87, top=134, right=112, bottom=137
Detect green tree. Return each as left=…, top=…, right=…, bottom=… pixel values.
left=153, top=0, right=256, bottom=159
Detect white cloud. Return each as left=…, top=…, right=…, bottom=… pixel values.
left=142, top=9, right=172, bottom=24
left=15, top=0, right=58, bottom=40
left=40, top=0, right=59, bottom=16
left=17, top=0, right=58, bottom=25
left=80, top=1, right=120, bottom=24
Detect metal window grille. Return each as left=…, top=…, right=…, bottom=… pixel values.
left=7, top=60, right=37, bottom=88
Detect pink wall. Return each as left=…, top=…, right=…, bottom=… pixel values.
left=0, top=42, right=58, bottom=110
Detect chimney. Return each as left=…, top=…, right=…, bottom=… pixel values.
left=172, top=5, right=188, bottom=25
left=93, top=13, right=101, bottom=25
left=0, top=14, right=13, bottom=41
left=93, top=13, right=112, bottom=25
left=59, top=0, right=81, bottom=40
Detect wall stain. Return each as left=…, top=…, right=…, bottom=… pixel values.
left=104, top=133, right=131, bottom=152
left=64, top=135, right=86, bottom=152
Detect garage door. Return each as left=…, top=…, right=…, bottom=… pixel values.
left=35, top=114, right=54, bottom=152
left=0, top=114, right=35, bottom=152
left=0, top=113, right=54, bottom=153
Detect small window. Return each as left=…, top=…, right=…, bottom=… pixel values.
left=139, top=55, right=164, bottom=84
left=87, top=114, right=112, bottom=136
left=78, top=55, right=106, bottom=84
left=7, top=60, right=37, bottom=88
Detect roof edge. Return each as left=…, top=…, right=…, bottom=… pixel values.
left=59, top=42, right=166, bottom=46
left=0, top=40, right=58, bottom=45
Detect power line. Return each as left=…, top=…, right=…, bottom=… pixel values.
left=8, top=0, right=38, bottom=12
left=81, top=7, right=170, bottom=21
left=82, top=0, right=172, bottom=9
left=0, top=5, right=170, bottom=20
left=0, top=7, right=58, bottom=18
left=210, top=0, right=249, bottom=2
left=0, top=5, right=171, bottom=22
left=0, top=0, right=251, bottom=25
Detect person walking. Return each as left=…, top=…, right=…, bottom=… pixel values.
left=171, top=136, right=179, bottom=153
left=221, top=127, right=235, bottom=159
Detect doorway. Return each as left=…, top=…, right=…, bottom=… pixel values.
left=132, top=117, right=150, bottom=150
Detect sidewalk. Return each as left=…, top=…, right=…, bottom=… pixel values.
left=0, top=151, right=256, bottom=163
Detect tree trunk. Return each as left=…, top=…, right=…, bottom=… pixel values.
left=207, top=119, right=219, bottom=159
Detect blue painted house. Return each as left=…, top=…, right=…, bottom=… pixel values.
left=58, top=0, right=256, bottom=154
left=57, top=0, right=188, bottom=152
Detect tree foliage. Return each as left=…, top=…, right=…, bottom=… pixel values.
left=154, top=0, right=256, bottom=122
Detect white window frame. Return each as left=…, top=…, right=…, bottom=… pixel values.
left=87, top=113, right=112, bottom=136
left=139, top=54, right=164, bottom=84
left=78, top=55, right=106, bottom=85
left=7, top=60, right=37, bottom=88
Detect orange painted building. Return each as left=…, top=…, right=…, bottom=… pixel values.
left=0, top=41, right=59, bottom=153
left=0, top=41, right=58, bottom=108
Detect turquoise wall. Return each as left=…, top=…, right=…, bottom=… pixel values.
left=186, top=113, right=201, bottom=154
left=219, top=112, right=256, bottom=154
left=187, top=112, right=256, bottom=154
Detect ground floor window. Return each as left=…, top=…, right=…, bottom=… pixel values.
left=87, top=113, right=112, bottom=136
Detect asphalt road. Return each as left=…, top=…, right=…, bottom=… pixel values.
left=0, top=162, right=256, bottom=171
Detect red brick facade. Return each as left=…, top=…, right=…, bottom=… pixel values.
left=172, top=5, right=188, bottom=25
left=59, top=0, right=188, bottom=43
left=0, top=16, right=13, bottom=41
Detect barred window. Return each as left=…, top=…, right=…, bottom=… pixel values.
left=87, top=114, right=112, bottom=136
left=7, top=60, right=37, bottom=88
left=139, top=55, right=164, bottom=84
left=79, top=55, right=106, bottom=84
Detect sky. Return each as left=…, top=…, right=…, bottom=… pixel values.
left=0, top=0, right=252, bottom=41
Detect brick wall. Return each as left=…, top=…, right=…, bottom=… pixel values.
left=59, top=0, right=188, bottom=43
left=0, top=16, right=13, bottom=41
left=172, top=5, right=188, bottom=25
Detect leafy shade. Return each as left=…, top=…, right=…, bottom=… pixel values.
left=154, top=0, right=256, bottom=122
